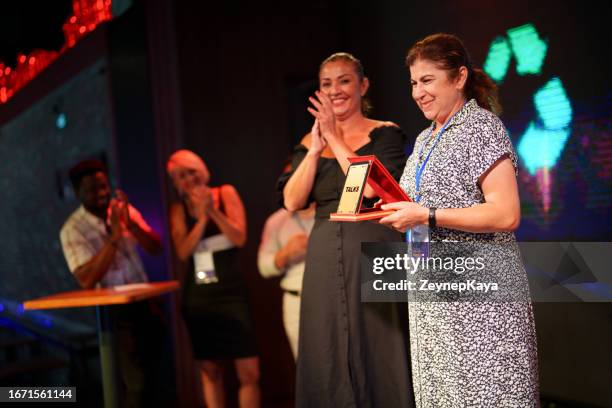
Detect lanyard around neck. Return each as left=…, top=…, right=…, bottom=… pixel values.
left=414, top=105, right=465, bottom=202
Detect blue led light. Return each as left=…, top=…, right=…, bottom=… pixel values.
left=517, top=122, right=571, bottom=175
left=518, top=77, right=572, bottom=175
left=534, top=77, right=572, bottom=130
left=56, top=113, right=67, bottom=129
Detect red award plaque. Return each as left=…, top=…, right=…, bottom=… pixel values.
left=330, top=155, right=411, bottom=222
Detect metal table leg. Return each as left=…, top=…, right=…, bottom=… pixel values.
left=96, top=305, right=120, bottom=408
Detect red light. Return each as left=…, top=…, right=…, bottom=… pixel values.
left=1, top=0, right=114, bottom=104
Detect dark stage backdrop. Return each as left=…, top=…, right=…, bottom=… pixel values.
left=0, top=4, right=175, bottom=401
left=0, top=58, right=113, bottom=324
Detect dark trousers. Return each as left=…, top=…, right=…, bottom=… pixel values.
left=115, top=300, right=167, bottom=408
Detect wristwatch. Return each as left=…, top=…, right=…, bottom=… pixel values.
left=428, top=207, right=437, bottom=229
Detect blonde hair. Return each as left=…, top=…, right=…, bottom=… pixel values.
left=166, top=149, right=210, bottom=194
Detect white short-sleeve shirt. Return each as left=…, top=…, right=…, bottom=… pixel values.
left=60, top=205, right=149, bottom=287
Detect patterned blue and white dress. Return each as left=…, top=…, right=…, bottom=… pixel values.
left=400, top=99, right=540, bottom=407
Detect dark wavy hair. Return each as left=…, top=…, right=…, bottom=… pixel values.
left=405, top=33, right=501, bottom=114
left=319, top=52, right=373, bottom=116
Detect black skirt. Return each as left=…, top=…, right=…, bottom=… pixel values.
left=182, top=296, right=257, bottom=360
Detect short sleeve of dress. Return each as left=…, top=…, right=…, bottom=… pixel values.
left=467, top=114, right=518, bottom=185
left=370, top=126, right=408, bottom=181
left=276, top=144, right=311, bottom=209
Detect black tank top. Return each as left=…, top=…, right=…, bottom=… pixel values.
left=182, top=186, right=246, bottom=307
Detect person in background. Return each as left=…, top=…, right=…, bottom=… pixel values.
left=60, top=158, right=164, bottom=408
left=257, top=159, right=314, bottom=359
left=166, top=149, right=260, bottom=408
left=61, top=159, right=162, bottom=289
left=279, top=52, right=414, bottom=407
left=380, top=33, right=539, bottom=406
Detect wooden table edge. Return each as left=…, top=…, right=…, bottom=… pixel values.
left=23, top=281, right=179, bottom=311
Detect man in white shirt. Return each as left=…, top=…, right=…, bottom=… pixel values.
left=60, top=160, right=162, bottom=289
left=257, top=202, right=314, bottom=359
left=59, top=159, right=163, bottom=407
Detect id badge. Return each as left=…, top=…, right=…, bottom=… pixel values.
left=407, top=224, right=430, bottom=258
left=193, top=245, right=218, bottom=284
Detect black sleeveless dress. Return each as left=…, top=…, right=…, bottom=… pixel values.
left=278, top=126, right=415, bottom=407
left=180, top=187, right=257, bottom=359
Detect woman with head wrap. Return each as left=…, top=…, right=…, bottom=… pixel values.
left=167, top=149, right=260, bottom=408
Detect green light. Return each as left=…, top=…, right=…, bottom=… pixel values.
left=507, top=24, right=547, bottom=75
left=484, top=23, right=573, bottom=179
left=534, top=77, right=572, bottom=130
left=484, top=36, right=512, bottom=83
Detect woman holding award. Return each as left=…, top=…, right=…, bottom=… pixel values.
left=167, top=150, right=260, bottom=408
left=379, top=34, right=539, bottom=406
left=279, top=52, right=414, bottom=407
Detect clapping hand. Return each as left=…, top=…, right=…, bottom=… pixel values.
left=307, top=90, right=337, bottom=140
left=109, top=190, right=130, bottom=241
left=308, top=119, right=327, bottom=156
left=114, top=190, right=131, bottom=225
left=189, top=185, right=213, bottom=221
